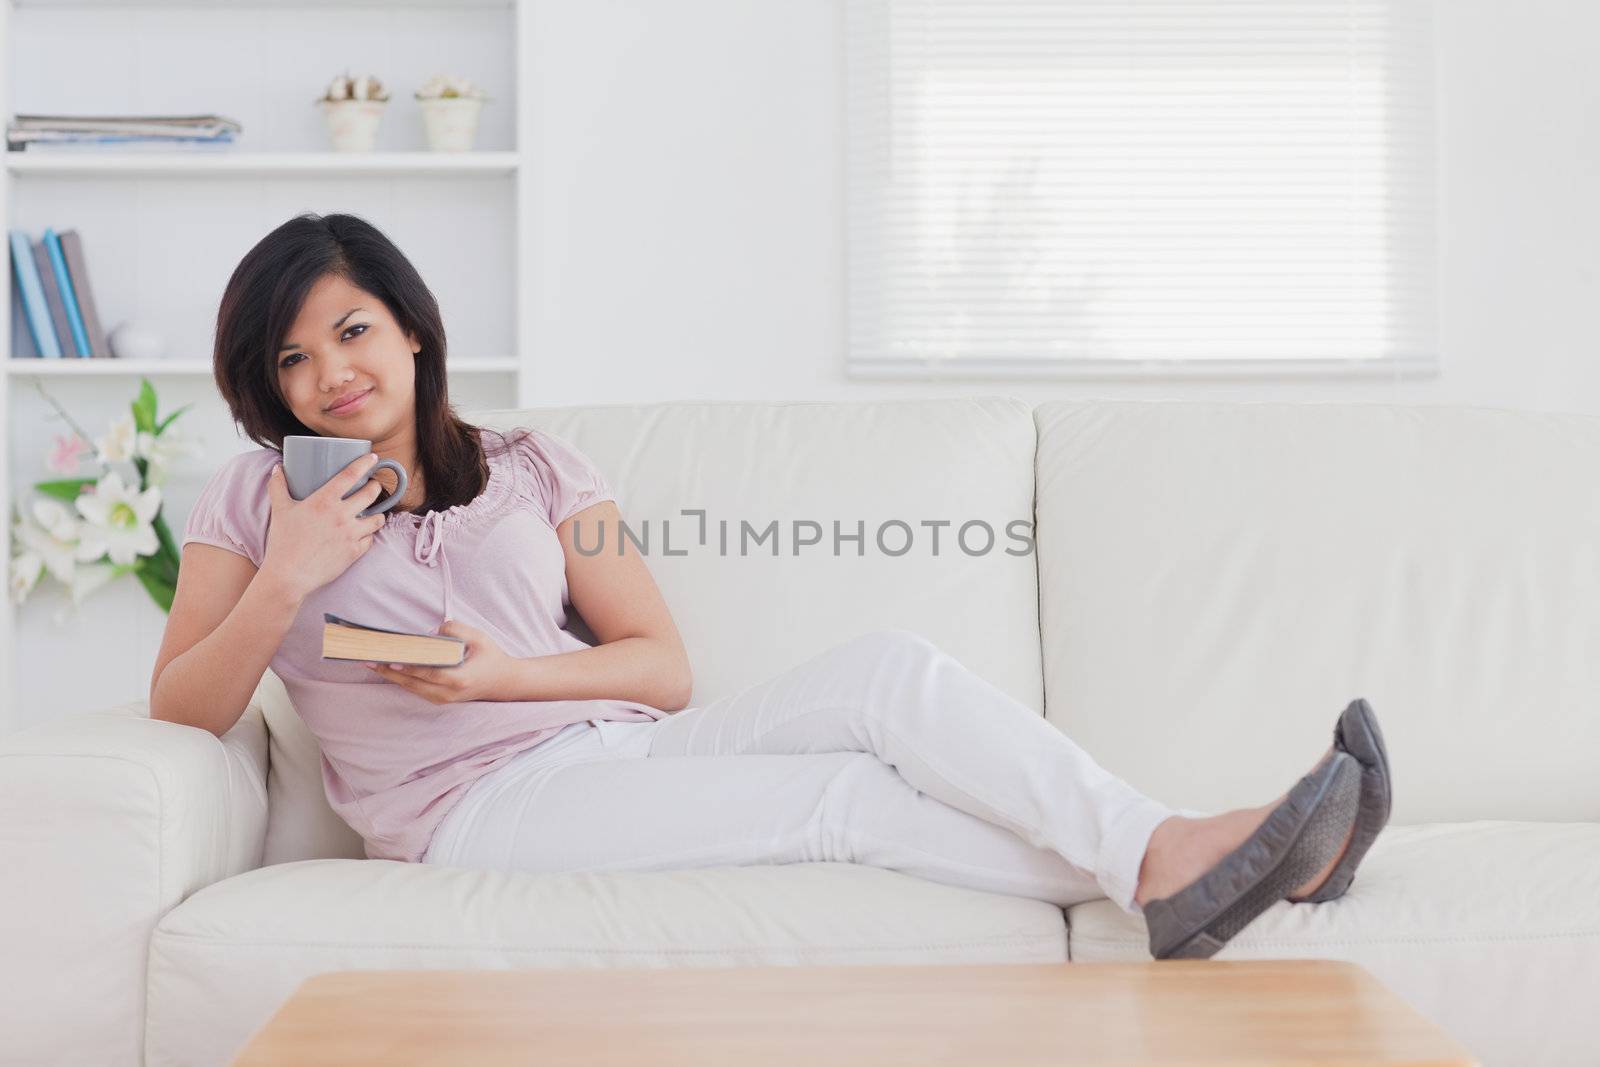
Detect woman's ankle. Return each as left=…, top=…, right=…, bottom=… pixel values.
left=1133, top=806, right=1272, bottom=908
left=1134, top=815, right=1199, bottom=908
left=1133, top=794, right=1356, bottom=908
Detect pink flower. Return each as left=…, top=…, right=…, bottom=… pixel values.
left=47, top=434, right=90, bottom=476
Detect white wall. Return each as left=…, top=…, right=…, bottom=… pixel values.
left=524, top=0, right=1600, bottom=413
left=8, top=0, right=1599, bottom=726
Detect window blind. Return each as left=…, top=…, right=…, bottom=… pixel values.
left=845, top=0, right=1437, bottom=378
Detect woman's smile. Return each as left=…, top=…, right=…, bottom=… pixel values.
left=325, top=387, right=373, bottom=417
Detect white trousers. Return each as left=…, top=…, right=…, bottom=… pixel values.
left=423, top=629, right=1177, bottom=913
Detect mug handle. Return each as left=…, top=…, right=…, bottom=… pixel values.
left=346, top=458, right=408, bottom=518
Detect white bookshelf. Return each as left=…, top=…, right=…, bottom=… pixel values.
left=5, top=150, right=521, bottom=177
left=1, top=0, right=538, bottom=730
left=5, top=357, right=520, bottom=376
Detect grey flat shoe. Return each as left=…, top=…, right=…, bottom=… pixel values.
left=1302, top=698, right=1391, bottom=903
left=1144, top=749, right=1361, bottom=960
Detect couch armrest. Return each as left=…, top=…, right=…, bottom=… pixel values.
left=0, top=699, right=270, bottom=1067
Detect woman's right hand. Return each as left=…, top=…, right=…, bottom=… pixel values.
left=259, top=452, right=391, bottom=602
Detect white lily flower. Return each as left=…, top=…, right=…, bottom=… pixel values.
left=67, top=561, right=121, bottom=605
left=136, top=430, right=201, bottom=487
left=8, top=550, right=43, bottom=605
left=73, top=469, right=161, bottom=567
left=13, top=498, right=86, bottom=582
left=95, top=412, right=139, bottom=464
left=30, top=496, right=81, bottom=542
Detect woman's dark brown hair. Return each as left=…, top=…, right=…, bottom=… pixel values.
left=212, top=211, right=526, bottom=515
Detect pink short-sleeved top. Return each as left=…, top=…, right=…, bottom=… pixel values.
left=180, top=426, right=670, bottom=863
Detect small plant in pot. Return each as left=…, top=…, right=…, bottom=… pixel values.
left=318, top=72, right=389, bottom=152
left=415, top=73, right=489, bottom=152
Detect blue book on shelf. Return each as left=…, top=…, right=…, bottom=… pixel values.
left=43, top=227, right=91, bottom=357
left=9, top=229, right=62, bottom=358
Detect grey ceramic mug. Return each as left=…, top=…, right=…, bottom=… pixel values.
left=283, top=435, right=408, bottom=519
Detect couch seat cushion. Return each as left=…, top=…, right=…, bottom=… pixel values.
left=1067, top=821, right=1600, bottom=1067
left=148, top=858, right=1066, bottom=1066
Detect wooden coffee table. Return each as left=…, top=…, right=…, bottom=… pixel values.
left=231, top=960, right=1477, bottom=1066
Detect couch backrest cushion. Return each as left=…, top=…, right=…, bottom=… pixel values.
left=263, top=397, right=1043, bottom=862
left=253, top=668, right=366, bottom=865
left=1034, top=399, right=1600, bottom=824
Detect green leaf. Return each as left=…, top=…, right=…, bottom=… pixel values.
left=155, top=402, right=194, bottom=435
left=32, top=478, right=96, bottom=503
left=133, top=560, right=175, bottom=614
left=132, top=378, right=158, bottom=434
left=153, top=513, right=181, bottom=572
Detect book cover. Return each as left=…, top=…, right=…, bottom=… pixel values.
left=9, top=269, right=40, bottom=357
left=42, top=228, right=91, bottom=357
left=31, top=238, right=73, bottom=356
left=8, top=229, right=61, bottom=358
left=59, top=231, right=109, bottom=358
left=322, top=613, right=466, bottom=668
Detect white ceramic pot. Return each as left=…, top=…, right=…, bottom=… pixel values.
left=319, top=99, right=386, bottom=153
left=418, top=96, right=484, bottom=152
left=107, top=321, right=166, bottom=361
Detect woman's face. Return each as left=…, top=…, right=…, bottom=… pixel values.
left=275, top=272, right=421, bottom=439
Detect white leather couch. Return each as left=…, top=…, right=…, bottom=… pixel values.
left=2, top=397, right=1596, bottom=1067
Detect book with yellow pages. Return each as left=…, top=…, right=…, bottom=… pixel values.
left=322, top=613, right=466, bottom=667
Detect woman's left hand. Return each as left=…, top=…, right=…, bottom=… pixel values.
left=366, top=619, right=519, bottom=704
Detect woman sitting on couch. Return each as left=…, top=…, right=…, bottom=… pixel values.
left=150, top=212, right=1391, bottom=961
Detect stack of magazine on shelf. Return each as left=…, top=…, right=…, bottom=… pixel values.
left=7, top=228, right=110, bottom=359
left=6, top=113, right=241, bottom=151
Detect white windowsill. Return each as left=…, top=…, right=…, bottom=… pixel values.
left=845, top=355, right=1442, bottom=383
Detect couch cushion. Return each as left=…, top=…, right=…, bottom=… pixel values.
left=1067, top=821, right=1600, bottom=1067
left=147, top=859, right=1066, bottom=1067
left=473, top=398, right=1043, bottom=709
left=1034, top=399, right=1600, bottom=822
left=249, top=668, right=365, bottom=866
